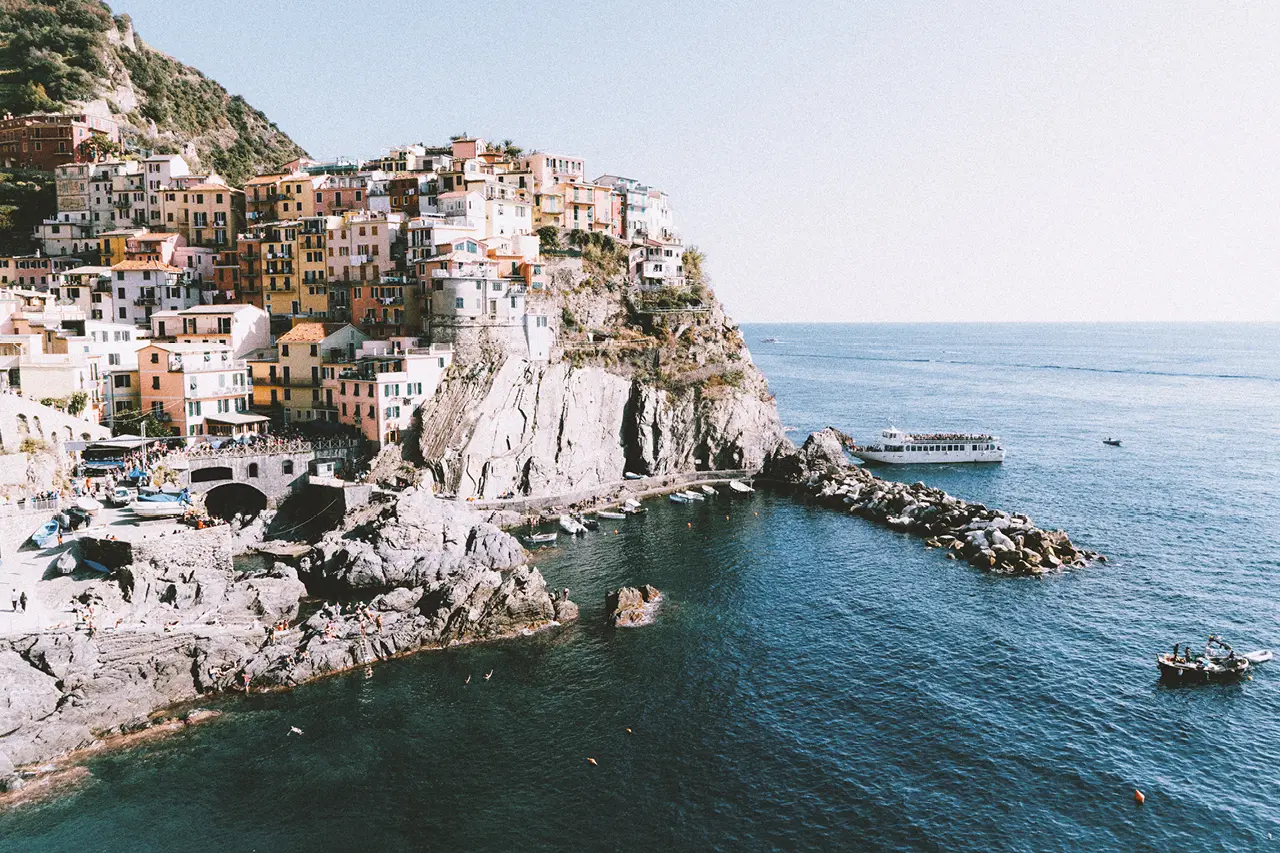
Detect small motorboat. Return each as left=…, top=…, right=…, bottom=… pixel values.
left=525, top=532, right=558, bottom=545
left=131, top=488, right=191, bottom=519
left=699, top=485, right=717, bottom=496
left=56, top=551, right=76, bottom=574
left=1157, top=637, right=1270, bottom=683
left=559, top=515, right=586, bottom=535
left=623, top=472, right=644, bottom=480
left=622, top=499, right=641, bottom=510
left=598, top=510, right=628, bottom=520
left=75, top=496, right=104, bottom=513
left=762, top=337, right=779, bottom=343
left=669, top=493, right=690, bottom=504
left=681, top=491, right=705, bottom=501
left=727, top=480, right=755, bottom=494
left=30, top=519, right=60, bottom=548
left=578, top=516, right=600, bottom=532
left=1103, top=438, right=1122, bottom=447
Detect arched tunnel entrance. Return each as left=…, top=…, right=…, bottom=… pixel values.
left=203, top=482, right=268, bottom=522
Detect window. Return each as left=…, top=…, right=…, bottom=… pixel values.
left=248, top=463, right=259, bottom=478
left=281, top=344, right=289, bottom=356
left=151, top=376, right=160, bottom=389
left=310, top=345, right=318, bottom=357
left=113, top=374, right=131, bottom=388
left=455, top=297, right=465, bottom=309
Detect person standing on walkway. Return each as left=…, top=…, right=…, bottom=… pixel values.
left=19, top=591, right=27, bottom=612
left=9, top=588, right=17, bottom=612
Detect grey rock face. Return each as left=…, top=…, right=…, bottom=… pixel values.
left=605, top=584, right=662, bottom=628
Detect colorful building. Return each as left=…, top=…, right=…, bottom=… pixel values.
left=137, top=341, right=257, bottom=439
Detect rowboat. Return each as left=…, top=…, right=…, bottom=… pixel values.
left=669, top=493, right=690, bottom=504
left=525, top=532, right=558, bottom=545
left=83, top=559, right=111, bottom=574
left=680, top=491, right=705, bottom=501
left=598, top=510, right=627, bottom=520
left=30, top=519, right=60, bottom=548
left=727, top=480, right=754, bottom=494
left=699, top=485, right=717, bottom=495
left=624, top=472, right=643, bottom=480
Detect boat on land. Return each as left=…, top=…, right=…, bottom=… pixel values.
left=56, top=551, right=76, bottom=574
left=1157, top=637, right=1271, bottom=683
left=30, top=519, right=60, bottom=548
left=1103, top=438, right=1122, bottom=447
left=727, top=480, right=754, bottom=494
left=524, top=532, right=558, bottom=545
left=853, top=428, right=1005, bottom=465
left=598, top=510, right=628, bottom=520
left=669, top=493, right=690, bottom=504
left=559, top=515, right=587, bottom=535
left=699, top=485, right=717, bottom=496
left=83, top=558, right=111, bottom=574
left=130, top=494, right=191, bottom=519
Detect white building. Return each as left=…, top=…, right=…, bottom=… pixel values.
left=109, top=260, right=197, bottom=327
left=148, top=304, right=270, bottom=358
left=595, top=175, right=674, bottom=243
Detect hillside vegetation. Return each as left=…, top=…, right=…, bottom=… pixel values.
left=0, top=0, right=306, bottom=185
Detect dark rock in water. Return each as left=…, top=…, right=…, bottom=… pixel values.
left=763, top=426, right=850, bottom=483
left=606, top=585, right=663, bottom=627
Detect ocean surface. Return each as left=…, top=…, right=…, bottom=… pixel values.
left=4, top=322, right=1280, bottom=852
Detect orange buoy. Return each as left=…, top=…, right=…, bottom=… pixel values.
left=587, top=757, right=598, bottom=766
left=687, top=522, right=692, bottom=528
left=625, top=727, right=632, bottom=734
left=1134, top=789, right=1145, bottom=805
left=725, top=515, right=729, bottom=520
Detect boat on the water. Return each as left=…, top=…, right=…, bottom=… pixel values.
left=598, top=510, right=628, bottom=520
left=56, top=551, right=76, bottom=574
left=680, top=490, right=705, bottom=501
left=669, top=493, right=690, bottom=504
left=727, top=480, right=754, bottom=494
left=853, top=427, right=1004, bottom=465
left=624, top=472, right=644, bottom=480
left=559, top=514, right=587, bottom=535
left=525, top=532, right=558, bottom=545
left=578, top=516, right=600, bottom=532
left=699, top=485, right=717, bottom=495
left=1157, top=637, right=1271, bottom=683
left=1103, top=438, right=1122, bottom=447
left=30, top=519, right=60, bottom=548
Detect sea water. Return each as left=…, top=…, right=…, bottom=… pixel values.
left=2, top=323, right=1278, bottom=852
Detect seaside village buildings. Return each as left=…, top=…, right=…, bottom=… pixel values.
left=0, top=134, right=685, bottom=449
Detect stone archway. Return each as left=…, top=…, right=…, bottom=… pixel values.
left=203, top=482, right=268, bottom=521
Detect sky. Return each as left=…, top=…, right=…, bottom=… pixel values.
left=116, top=0, right=1280, bottom=323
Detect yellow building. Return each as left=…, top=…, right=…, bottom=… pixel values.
left=159, top=182, right=244, bottom=250
left=97, top=228, right=147, bottom=266
left=277, top=174, right=323, bottom=220
left=298, top=216, right=329, bottom=317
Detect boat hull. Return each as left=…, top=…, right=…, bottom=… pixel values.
left=853, top=448, right=1005, bottom=465
left=130, top=501, right=189, bottom=519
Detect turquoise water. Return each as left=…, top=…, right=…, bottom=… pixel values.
left=3, top=323, right=1279, bottom=851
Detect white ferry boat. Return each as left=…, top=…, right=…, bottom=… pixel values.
left=852, top=428, right=1005, bottom=465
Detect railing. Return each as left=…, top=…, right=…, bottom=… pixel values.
left=172, top=357, right=246, bottom=373
left=133, top=296, right=157, bottom=306
left=0, top=495, right=62, bottom=518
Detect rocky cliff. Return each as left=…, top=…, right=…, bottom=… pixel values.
left=411, top=249, right=789, bottom=499
left=0, top=491, right=573, bottom=792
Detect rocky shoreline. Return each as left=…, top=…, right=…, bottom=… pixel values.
left=0, top=488, right=578, bottom=798
left=764, top=429, right=1102, bottom=575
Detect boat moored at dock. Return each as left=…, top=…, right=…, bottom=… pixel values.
left=853, top=428, right=1004, bottom=465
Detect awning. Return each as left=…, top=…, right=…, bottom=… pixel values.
left=205, top=413, right=271, bottom=425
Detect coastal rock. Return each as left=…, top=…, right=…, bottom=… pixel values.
left=764, top=433, right=1102, bottom=576
left=0, top=650, right=61, bottom=739
left=606, top=584, right=662, bottom=628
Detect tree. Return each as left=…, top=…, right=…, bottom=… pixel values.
left=66, top=391, right=88, bottom=416
left=683, top=246, right=706, bottom=286
left=77, top=132, right=120, bottom=161
left=537, top=226, right=561, bottom=252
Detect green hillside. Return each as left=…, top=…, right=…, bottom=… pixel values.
left=0, top=0, right=306, bottom=186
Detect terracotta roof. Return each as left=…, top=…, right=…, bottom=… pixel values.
left=244, top=173, right=288, bottom=185
left=278, top=322, right=348, bottom=343
left=111, top=260, right=182, bottom=273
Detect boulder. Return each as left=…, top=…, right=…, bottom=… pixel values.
left=606, top=585, right=662, bottom=628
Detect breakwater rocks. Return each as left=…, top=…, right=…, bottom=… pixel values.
left=765, top=429, right=1102, bottom=575
left=0, top=490, right=574, bottom=794
left=606, top=585, right=662, bottom=627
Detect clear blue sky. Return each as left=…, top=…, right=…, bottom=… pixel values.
left=118, top=0, right=1280, bottom=323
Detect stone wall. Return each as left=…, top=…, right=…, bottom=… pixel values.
left=0, top=395, right=109, bottom=452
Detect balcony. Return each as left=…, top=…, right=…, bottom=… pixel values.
left=133, top=296, right=157, bottom=306
left=172, top=356, right=246, bottom=373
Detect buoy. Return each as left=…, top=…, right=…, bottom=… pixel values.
left=614, top=529, right=619, bottom=534
left=587, top=757, right=598, bottom=766
left=725, top=515, right=729, bottom=520
left=625, top=727, right=632, bottom=734
left=1134, top=789, right=1145, bottom=805
left=687, top=522, right=691, bottom=528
